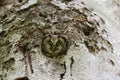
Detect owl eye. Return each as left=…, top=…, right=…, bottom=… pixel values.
left=48, top=40, right=53, bottom=46
left=46, top=40, right=53, bottom=50
left=56, top=41, right=61, bottom=46
left=57, top=37, right=65, bottom=45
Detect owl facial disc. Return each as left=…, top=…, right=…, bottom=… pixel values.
left=41, top=35, right=68, bottom=58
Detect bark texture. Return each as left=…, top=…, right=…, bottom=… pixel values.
left=0, top=0, right=120, bottom=80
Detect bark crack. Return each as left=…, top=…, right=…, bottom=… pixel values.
left=70, top=56, right=74, bottom=76
left=16, top=42, right=33, bottom=76
left=60, top=62, right=66, bottom=80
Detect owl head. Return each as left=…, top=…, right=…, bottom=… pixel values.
left=41, top=34, right=68, bottom=58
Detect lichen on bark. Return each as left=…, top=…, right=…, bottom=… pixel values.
left=0, top=0, right=116, bottom=80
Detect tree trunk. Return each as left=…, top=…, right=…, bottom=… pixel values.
left=0, top=0, right=120, bottom=80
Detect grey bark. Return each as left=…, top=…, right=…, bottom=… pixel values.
left=0, top=0, right=120, bottom=80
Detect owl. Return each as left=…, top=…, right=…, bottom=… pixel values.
left=41, top=34, right=68, bottom=58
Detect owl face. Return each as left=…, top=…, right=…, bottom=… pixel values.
left=41, top=35, right=68, bottom=58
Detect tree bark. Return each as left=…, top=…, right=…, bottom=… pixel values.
left=0, top=0, right=120, bottom=80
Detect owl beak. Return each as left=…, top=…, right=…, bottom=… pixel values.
left=51, top=35, right=58, bottom=45
left=51, top=38, right=58, bottom=45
